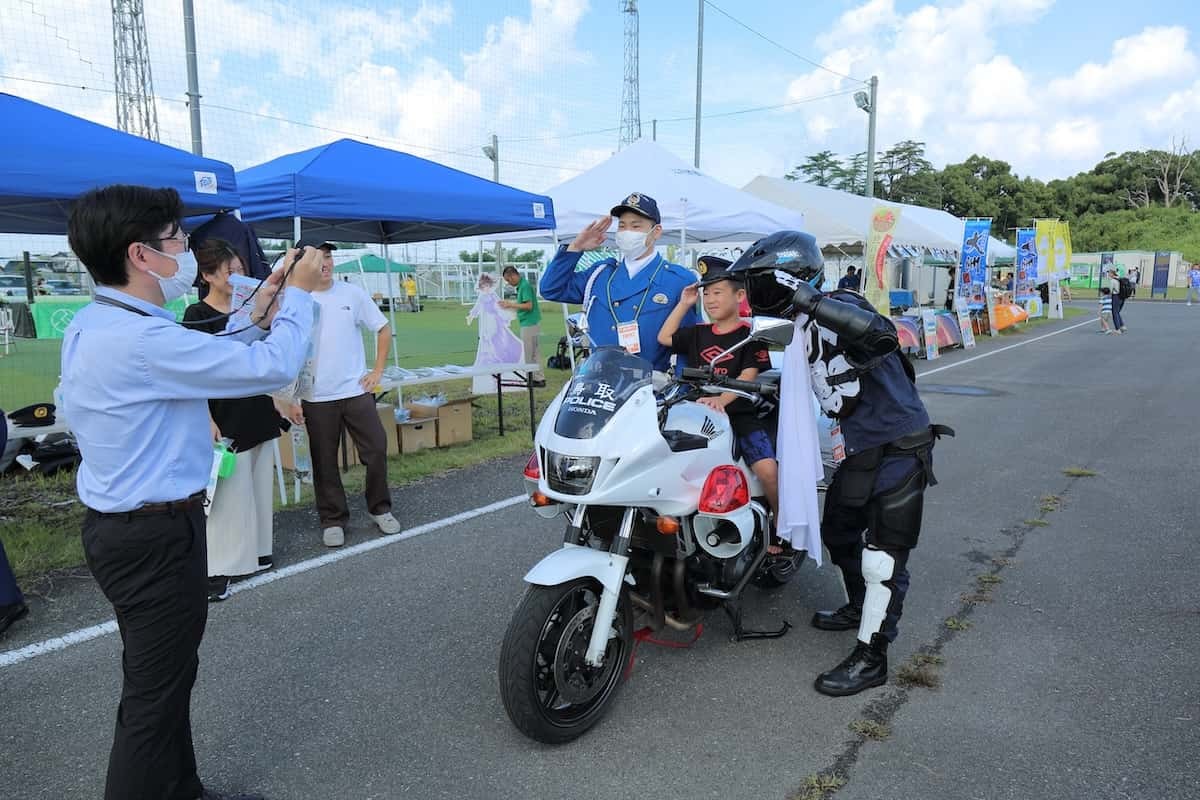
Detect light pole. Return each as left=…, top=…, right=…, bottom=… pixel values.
left=182, top=0, right=203, bottom=155
left=693, top=0, right=704, bottom=168
left=853, top=75, right=878, bottom=198
left=482, top=134, right=501, bottom=266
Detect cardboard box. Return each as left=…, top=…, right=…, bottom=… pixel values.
left=403, top=398, right=473, bottom=447
left=398, top=418, right=438, bottom=453
left=376, top=402, right=400, bottom=455
left=434, top=399, right=473, bottom=446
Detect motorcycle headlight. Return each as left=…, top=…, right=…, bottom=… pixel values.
left=544, top=451, right=600, bottom=496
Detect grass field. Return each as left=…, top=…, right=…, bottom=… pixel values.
left=0, top=299, right=578, bottom=410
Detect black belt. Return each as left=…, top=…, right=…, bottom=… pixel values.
left=89, top=491, right=207, bottom=518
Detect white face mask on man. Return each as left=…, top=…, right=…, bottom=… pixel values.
left=614, top=230, right=652, bottom=261
left=144, top=247, right=198, bottom=302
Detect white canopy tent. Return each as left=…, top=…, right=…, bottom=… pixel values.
left=742, top=176, right=1017, bottom=260
left=743, top=176, right=958, bottom=252
left=508, top=140, right=804, bottom=244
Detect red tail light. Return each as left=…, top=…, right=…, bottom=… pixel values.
left=523, top=451, right=540, bottom=480
left=698, top=465, right=749, bottom=514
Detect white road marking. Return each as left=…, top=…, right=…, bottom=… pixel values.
left=917, top=318, right=1093, bottom=378
left=0, top=494, right=528, bottom=669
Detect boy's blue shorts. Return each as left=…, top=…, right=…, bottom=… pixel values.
left=737, top=428, right=777, bottom=466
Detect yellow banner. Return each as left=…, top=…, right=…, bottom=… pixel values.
left=863, top=205, right=900, bottom=312
left=1035, top=219, right=1072, bottom=281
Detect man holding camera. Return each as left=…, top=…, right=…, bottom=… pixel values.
left=62, top=184, right=324, bottom=800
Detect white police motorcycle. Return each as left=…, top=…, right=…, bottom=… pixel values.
left=498, top=314, right=824, bottom=744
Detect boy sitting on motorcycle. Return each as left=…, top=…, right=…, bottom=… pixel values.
left=656, top=256, right=781, bottom=548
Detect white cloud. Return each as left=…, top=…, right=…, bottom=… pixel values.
left=771, top=0, right=1200, bottom=180
left=1048, top=26, right=1198, bottom=104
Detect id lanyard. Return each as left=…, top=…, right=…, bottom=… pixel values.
left=605, top=255, right=666, bottom=326
left=94, top=295, right=152, bottom=317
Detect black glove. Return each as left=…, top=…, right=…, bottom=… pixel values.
left=790, top=279, right=822, bottom=314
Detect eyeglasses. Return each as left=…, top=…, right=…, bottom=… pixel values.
left=145, top=232, right=190, bottom=250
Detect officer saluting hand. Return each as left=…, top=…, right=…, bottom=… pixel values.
left=539, top=192, right=700, bottom=372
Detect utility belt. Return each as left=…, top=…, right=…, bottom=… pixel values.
left=833, top=424, right=955, bottom=507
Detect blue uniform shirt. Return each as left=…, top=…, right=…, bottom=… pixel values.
left=540, top=247, right=700, bottom=372
left=61, top=286, right=314, bottom=512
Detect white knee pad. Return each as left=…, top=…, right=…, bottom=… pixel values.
left=858, top=548, right=896, bottom=643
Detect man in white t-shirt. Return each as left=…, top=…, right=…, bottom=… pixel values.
left=287, top=239, right=400, bottom=546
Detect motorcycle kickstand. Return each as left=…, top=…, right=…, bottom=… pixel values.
left=722, top=600, right=792, bottom=642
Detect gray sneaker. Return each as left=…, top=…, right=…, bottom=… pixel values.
left=371, top=512, right=402, bottom=535
left=322, top=526, right=345, bottom=547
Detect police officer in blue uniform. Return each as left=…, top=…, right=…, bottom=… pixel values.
left=730, top=231, right=952, bottom=697
left=540, top=192, right=700, bottom=372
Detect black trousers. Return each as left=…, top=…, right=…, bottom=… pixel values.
left=82, top=505, right=208, bottom=800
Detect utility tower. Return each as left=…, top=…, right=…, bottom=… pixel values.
left=618, top=0, right=641, bottom=148
left=111, top=0, right=160, bottom=140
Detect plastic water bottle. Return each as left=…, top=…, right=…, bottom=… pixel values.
left=291, top=427, right=312, bottom=477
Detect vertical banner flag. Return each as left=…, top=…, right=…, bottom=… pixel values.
left=958, top=218, right=991, bottom=310
left=1036, top=219, right=1069, bottom=319
left=1015, top=228, right=1037, bottom=300
left=1151, top=251, right=1171, bottom=297
left=921, top=308, right=940, bottom=360
left=864, top=206, right=900, bottom=312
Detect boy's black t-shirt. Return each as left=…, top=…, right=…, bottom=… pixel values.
left=670, top=322, right=771, bottom=432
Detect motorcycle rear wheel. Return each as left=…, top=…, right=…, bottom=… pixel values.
left=499, top=578, right=632, bottom=744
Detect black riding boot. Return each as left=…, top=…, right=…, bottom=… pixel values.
left=811, top=603, right=862, bottom=631
left=814, top=634, right=888, bottom=696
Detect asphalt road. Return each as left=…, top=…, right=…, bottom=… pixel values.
left=2, top=305, right=1198, bottom=800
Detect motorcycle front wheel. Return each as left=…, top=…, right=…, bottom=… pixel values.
left=498, top=578, right=632, bottom=744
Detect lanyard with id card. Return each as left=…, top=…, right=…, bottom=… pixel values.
left=605, top=257, right=665, bottom=357
left=830, top=424, right=846, bottom=464
left=616, top=321, right=641, bottom=353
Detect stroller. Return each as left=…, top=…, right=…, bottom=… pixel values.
left=547, top=312, right=590, bottom=370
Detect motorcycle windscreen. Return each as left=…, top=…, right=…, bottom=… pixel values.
left=554, top=346, right=654, bottom=439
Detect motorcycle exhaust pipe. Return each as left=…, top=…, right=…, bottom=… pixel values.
left=629, top=591, right=700, bottom=632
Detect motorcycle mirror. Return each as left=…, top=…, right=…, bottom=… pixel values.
left=749, top=316, right=795, bottom=347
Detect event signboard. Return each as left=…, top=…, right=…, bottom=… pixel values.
left=863, top=206, right=900, bottom=312
left=1100, top=253, right=1114, bottom=295
left=953, top=296, right=976, bottom=349
left=921, top=309, right=940, bottom=360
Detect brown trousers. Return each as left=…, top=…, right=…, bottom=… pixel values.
left=302, top=392, right=391, bottom=527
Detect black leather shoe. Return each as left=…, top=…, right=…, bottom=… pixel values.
left=0, top=602, right=28, bottom=637
left=814, top=636, right=888, bottom=697
left=811, top=603, right=862, bottom=631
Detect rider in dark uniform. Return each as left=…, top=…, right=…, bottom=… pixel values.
left=729, top=231, right=951, bottom=697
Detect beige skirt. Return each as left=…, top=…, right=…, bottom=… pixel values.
left=206, top=440, right=275, bottom=577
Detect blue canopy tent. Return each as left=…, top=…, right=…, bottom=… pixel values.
left=0, top=93, right=240, bottom=234
left=237, top=138, right=556, bottom=365
left=237, top=138, right=555, bottom=243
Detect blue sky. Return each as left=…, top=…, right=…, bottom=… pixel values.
left=0, top=0, right=1197, bottom=257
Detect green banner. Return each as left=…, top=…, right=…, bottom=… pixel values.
left=31, top=296, right=191, bottom=339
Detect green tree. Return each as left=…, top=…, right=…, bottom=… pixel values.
left=786, top=150, right=841, bottom=186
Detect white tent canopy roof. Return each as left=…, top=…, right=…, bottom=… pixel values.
left=507, top=140, right=804, bottom=244
left=742, top=176, right=1017, bottom=260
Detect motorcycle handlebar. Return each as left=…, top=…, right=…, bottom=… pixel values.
left=678, top=368, right=778, bottom=398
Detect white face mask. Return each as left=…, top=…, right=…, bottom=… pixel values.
left=145, top=247, right=198, bottom=302
left=615, top=230, right=651, bottom=260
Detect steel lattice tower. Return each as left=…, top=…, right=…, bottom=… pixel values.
left=618, top=0, right=641, bottom=148
left=111, top=0, right=159, bottom=140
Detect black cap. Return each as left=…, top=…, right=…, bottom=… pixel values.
left=9, top=403, right=55, bottom=427
left=696, top=256, right=741, bottom=287
left=296, top=237, right=337, bottom=251
left=610, top=192, right=661, bottom=225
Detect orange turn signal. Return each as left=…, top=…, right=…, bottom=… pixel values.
left=656, top=516, right=681, bottom=535
left=531, top=491, right=554, bottom=507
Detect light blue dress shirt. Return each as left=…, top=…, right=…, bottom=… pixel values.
left=61, top=286, right=314, bottom=512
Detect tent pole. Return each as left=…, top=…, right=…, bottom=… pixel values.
left=293, top=216, right=300, bottom=246
left=383, top=240, right=399, bottom=367
left=553, top=232, right=575, bottom=372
